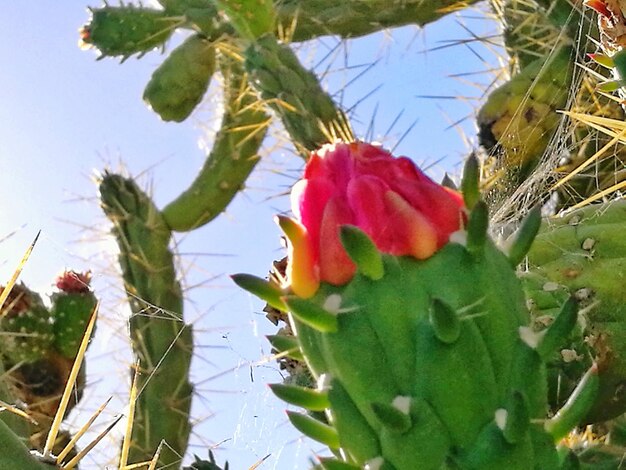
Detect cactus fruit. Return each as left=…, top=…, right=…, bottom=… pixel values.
left=0, top=283, right=54, bottom=364
left=50, top=270, right=97, bottom=359
left=143, top=34, right=216, bottom=122
left=80, top=4, right=180, bottom=59
left=524, top=200, right=626, bottom=422
left=235, top=143, right=598, bottom=469
left=99, top=172, right=193, bottom=467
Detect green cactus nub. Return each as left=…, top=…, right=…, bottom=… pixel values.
left=506, top=205, right=543, bottom=267
left=269, top=383, right=329, bottom=411
left=266, top=334, right=303, bottom=360
left=371, top=399, right=412, bottom=433
left=287, top=411, right=340, bottom=448
left=282, top=296, right=339, bottom=333
left=465, top=200, right=489, bottom=255
left=81, top=5, right=180, bottom=59
left=461, top=153, right=480, bottom=210
left=535, top=296, right=578, bottom=360
left=231, top=274, right=286, bottom=311
left=143, top=34, right=216, bottom=122
left=215, top=0, right=275, bottom=40
left=501, top=391, right=530, bottom=445
left=545, top=364, right=599, bottom=441
left=339, top=225, right=384, bottom=280
left=429, top=298, right=461, bottom=344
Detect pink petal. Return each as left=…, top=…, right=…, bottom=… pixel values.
left=318, top=197, right=356, bottom=285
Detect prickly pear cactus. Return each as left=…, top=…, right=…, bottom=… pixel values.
left=235, top=142, right=598, bottom=469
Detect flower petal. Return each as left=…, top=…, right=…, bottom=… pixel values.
left=276, top=216, right=319, bottom=298
left=318, top=197, right=356, bottom=285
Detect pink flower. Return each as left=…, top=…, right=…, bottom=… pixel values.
left=284, top=141, right=466, bottom=298
left=56, top=270, right=92, bottom=293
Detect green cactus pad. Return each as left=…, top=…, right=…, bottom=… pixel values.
left=143, top=34, right=216, bottom=122
left=81, top=5, right=180, bottom=59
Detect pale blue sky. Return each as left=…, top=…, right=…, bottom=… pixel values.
left=0, top=2, right=500, bottom=468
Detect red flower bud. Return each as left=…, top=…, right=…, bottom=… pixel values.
left=55, top=270, right=92, bottom=294
left=284, top=142, right=465, bottom=297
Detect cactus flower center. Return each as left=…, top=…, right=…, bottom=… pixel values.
left=284, top=141, right=465, bottom=297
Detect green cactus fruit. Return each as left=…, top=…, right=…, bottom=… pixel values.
left=143, top=34, right=216, bottom=122
left=99, top=172, right=192, bottom=467
left=80, top=5, right=180, bottom=59
left=244, top=34, right=350, bottom=155
left=477, top=46, right=573, bottom=177
left=161, top=53, right=269, bottom=230
left=0, top=283, right=53, bottom=364
left=50, top=271, right=97, bottom=359
left=525, top=200, right=626, bottom=422
left=241, top=209, right=597, bottom=469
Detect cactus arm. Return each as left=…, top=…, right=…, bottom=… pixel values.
left=161, top=54, right=270, bottom=231
left=99, top=174, right=192, bottom=467
left=0, top=419, right=56, bottom=470
left=244, top=33, right=351, bottom=155
left=143, top=34, right=217, bottom=123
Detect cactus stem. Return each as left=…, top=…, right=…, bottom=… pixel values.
left=269, top=384, right=330, bottom=411
left=231, top=274, right=287, bottom=311
left=286, top=411, right=340, bottom=448
left=339, top=225, right=384, bottom=280
left=430, top=299, right=461, bottom=344
left=282, top=296, right=339, bottom=333
left=505, top=205, right=542, bottom=266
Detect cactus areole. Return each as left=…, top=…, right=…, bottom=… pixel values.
left=235, top=142, right=597, bottom=469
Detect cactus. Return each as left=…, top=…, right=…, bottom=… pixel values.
left=143, top=34, right=216, bottom=123
left=99, top=173, right=193, bottom=467
left=523, top=200, right=626, bottom=422
left=235, top=144, right=599, bottom=469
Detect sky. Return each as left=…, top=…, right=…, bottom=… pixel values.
left=0, top=2, right=501, bottom=468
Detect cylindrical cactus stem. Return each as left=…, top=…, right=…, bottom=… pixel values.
left=524, top=200, right=626, bottom=422
left=237, top=142, right=596, bottom=468
left=99, top=173, right=193, bottom=467
left=162, top=52, right=270, bottom=231
left=244, top=33, right=352, bottom=155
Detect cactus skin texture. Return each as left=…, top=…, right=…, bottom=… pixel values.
left=143, top=34, right=216, bottom=123
left=162, top=54, right=269, bottom=231
left=236, top=147, right=598, bottom=469
left=0, top=283, right=54, bottom=364
left=51, top=271, right=97, bottom=359
left=80, top=5, right=181, bottom=59
left=524, top=200, right=626, bottom=422
left=477, top=46, right=573, bottom=175
left=244, top=34, right=351, bottom=155
left=100, top=173, right=193, bottom=467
